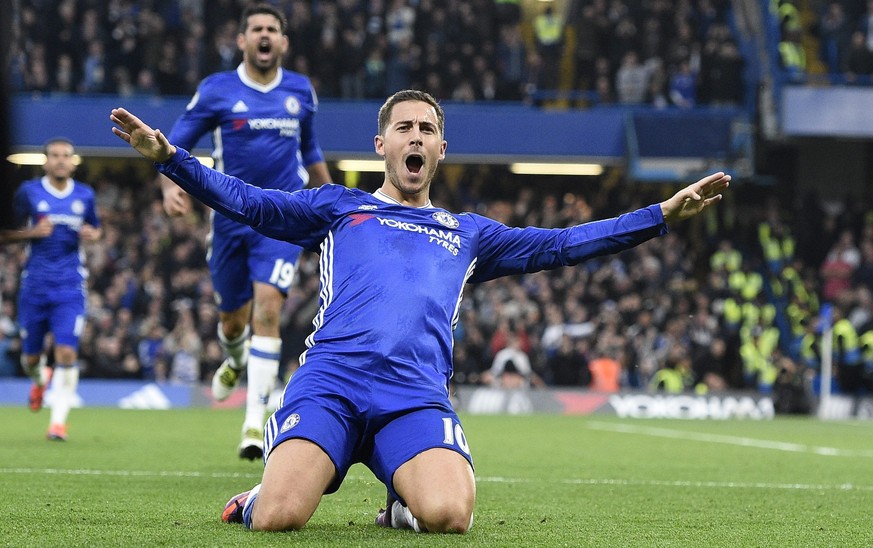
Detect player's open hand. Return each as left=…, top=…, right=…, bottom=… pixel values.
left=110, top=108, right=176, bottom=163
left=660, top=171, right=731, bottom=224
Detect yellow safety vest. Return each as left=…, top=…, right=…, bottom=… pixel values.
left=723, top=297, right=743, bottom=326
left=799, top=332, right=819, bottom=363
left=779, top=41, right=806, bottom=70
left=728, top=270, right=764, bottom=300
left=711, top=249, right=742, bottom=272
left=649, top=368, right=686, bottom=393
left=832, top=318, right=860, bottom=364
left=534, top=15, right=563, bottom=45
left=786, top=303, right=808, bottom=337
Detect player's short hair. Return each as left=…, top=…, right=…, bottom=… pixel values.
left=239, top=3, right=287, bottom=35
left=43, top=137, right=75, bottom=154
left=378, top=90, right=445, bottom=138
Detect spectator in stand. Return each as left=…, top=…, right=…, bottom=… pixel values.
left=494, top=0, right=522, bottom=28
left=831, top=304, right=865, bottom=393
left=778, top=26, right=807, bottom=82
left=201, top=339, right=226, bottom=384
left=163, top=300, right=202, bottom=384
left=363, top=45, right=389, bottom=98
left=179, top=31, right=208, bottom=94
left=339, top=12, right=368, bottom=98
left=588, top=346, right=622, bottom=392
left=858, top=0, right=873, bottom=52
left=546, top=334, right=592, bottom=387
left=45, top=1, right=81, bottom=82
left=572, top=2, right=610, bottom=93
left=853, top=238, right=873, bottom=290
left=615, top=50, right=650, bottom=104
left=154, top=40, right=187, bottom=96
left=669, top=58, right=698, bottom=108
left=495, top=24, right=528, bottom=100
left=385, top=34, right=417, bottom=93
left=772, top=353, right=813, bottom=414
left=645, top=59, right=669, bottom=108
left=821, top=229, right=860, bottom=301
left=818, top=1, right=853, bottom=75
left=843, top=30, right=873, bottom=82
left=54, top=54, right=77, bottom=94
left=386, top=0, right=416, bottom=46
left=594, top=74, right=617, bottom=104
left=694, top=336, right=730, bottom=392
left=533, top=4, right=566, bottom=93
left=702, top=36, right=746, bottom=105
left=208, top=19, right=242, bottom=73
left=134, top=68, right=160, bottom=96
left=649, top=349, right=693, bottom=393
left=483, top=331, right=544, bottom=390
left=137, top=319, right=166, bottom=381
left=610, top=16, right=640, bottom=66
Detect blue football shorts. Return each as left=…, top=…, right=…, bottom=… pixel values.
left=17, top=281, right=86, bottom=354
left=264, top=359, right=474, bottom=503
left=207, top=215, right=303, bottom=312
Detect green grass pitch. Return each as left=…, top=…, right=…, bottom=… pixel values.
left=1, top=407, right=871, bottom=547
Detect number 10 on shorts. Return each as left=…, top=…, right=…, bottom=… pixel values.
left=442, top=417, right=471, bottom=455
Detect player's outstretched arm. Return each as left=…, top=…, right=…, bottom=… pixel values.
left=660, top=171, right=731, bottom=224
left=110, top=108, right=176, bottom=163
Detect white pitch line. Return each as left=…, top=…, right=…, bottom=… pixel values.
left=0, top=467, right=262, bottom=479
left=476, top=476, right=873, bottom=492
left=3, top=468, right=872, bottom=493
left=587, top=421, right=873, bottom=457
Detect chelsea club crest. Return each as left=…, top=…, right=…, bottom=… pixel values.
left=285, top=97, right=301, bottom=115
left=432, top=211, right=459, bottom=229
left=280, top=413, right=301, bottom=433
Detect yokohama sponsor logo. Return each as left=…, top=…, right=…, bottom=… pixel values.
left=48, top=213, right=84, bottom=229
left=608, top=394, right=775, bottom=419
left=376, top=217, right=462, bottom=255
left=376, top=217, right=460, bottom=244
left=247, top=118, right=299, bottom=130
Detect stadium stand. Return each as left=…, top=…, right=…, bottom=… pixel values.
left=10, top=0, right=757, bottom=107
left=3, top=1, right=873, bottom=402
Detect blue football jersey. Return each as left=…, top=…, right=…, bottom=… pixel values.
left=12, top=177, right=100, bottom=286
left=158, top=149, right=668, bottom=391
left=167, top=64, right=325, bottom=192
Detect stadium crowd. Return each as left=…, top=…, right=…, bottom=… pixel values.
left=2, top=158, right=873, bottom=400
left=12, top=0, right=873, bottom=107
left=4, top=0, right=873, bottom=400
left=11, top=0, right=750, bottom=107
left=776, top=0, right=873, bottom=83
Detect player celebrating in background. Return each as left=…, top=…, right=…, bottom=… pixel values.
left=1, top=138, right=102, bottom=441
left=157, top=3, right=332, bottom=459
left=111, top=89, right=729, bottom=534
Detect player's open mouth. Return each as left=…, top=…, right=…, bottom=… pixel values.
left=405, top=154, right=424, bottom=174
left=258, top=41, right=271, bottom=54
